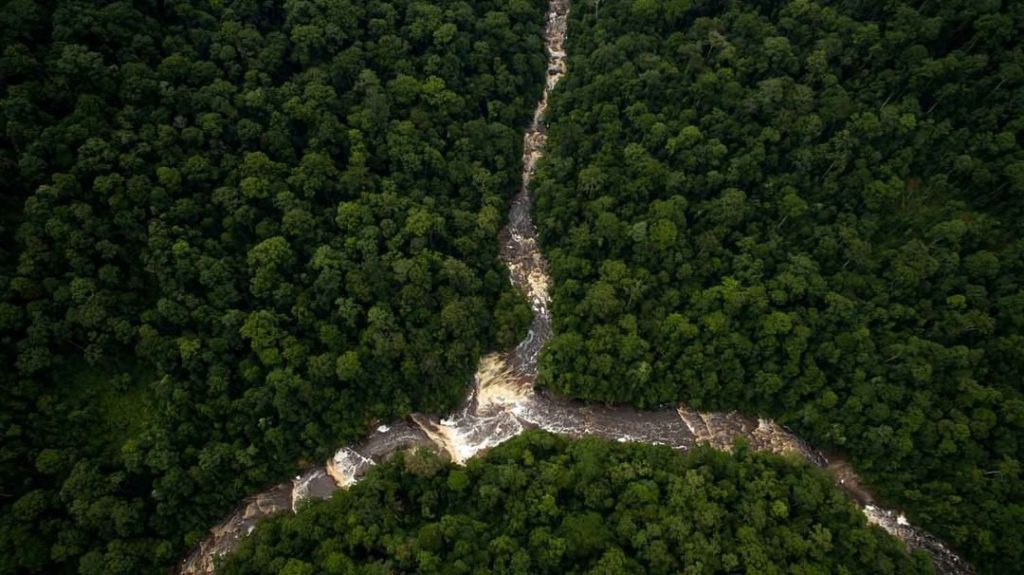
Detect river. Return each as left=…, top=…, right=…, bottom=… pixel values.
left=179, top=2, right=973, bottom=573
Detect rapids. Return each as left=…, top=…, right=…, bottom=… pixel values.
left=179, top=2, right=973, bottom=573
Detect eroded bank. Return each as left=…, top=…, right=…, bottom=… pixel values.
left=180, top=2, right=972, bottom=573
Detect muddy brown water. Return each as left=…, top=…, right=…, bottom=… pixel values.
left=179, top=2, right=973, bottom=573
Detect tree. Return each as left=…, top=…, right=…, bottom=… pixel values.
left=221, top=433, right=931, bottom=575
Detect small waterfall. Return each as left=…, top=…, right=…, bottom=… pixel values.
left=179, top=2, right=972, bottom=573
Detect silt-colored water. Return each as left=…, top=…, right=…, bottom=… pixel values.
left=179, top=3, right=972, bottom=573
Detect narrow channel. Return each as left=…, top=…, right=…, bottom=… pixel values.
left=180, top=2, right=973, bottom=573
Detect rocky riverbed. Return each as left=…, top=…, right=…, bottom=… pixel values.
left=179, top=2, right=973, bottom=573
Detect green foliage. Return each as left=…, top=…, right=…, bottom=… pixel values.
left=0, top=0, right=545, bottom=573
left=533, top=1, right=1024, bottom=572
left=222, top=432, right=934, bottom=575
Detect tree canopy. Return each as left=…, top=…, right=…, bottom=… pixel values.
left=0, top=0, right=545, bottom=573
left=222, top=431, right=934, bottom=575
left=532, top=1, right=1024, bottom=572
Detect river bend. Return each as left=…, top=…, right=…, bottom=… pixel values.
left=180, top=2, right=973, bottom=573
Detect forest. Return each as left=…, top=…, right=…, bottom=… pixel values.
left=221, top=431, right=934, bottom=575
left=3, top=0, right=1023, bottom=574
left=532, top=0, right=1024, bottom=572
left=0, top=0, right=545, bottom=573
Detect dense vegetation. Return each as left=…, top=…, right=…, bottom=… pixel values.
left=222, top=431, right=933, bottom=575
left=0, top=0, right=545, bottom=572
left=533, top=1, right=1024, bottom=572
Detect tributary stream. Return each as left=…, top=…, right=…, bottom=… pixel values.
left=181, top=2, right=973, bottom=573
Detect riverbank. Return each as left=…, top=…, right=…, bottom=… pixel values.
left=179, top=2, right=973, bottom=573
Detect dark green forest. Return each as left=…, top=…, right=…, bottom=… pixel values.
left=222, top=431, right=934, bottom=575
left=533, top=0, right=1023, bottom=572
left=3, top=0, right=1023, bottom=573
left=0, top=0, right=545, bottom=572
